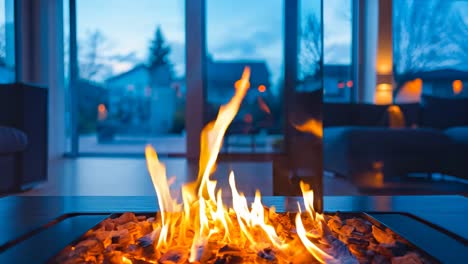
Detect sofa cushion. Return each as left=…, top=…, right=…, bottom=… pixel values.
left=396, top=103, right=420, bottom=127
left=323, top=103, right=354, bottom=127
left=353, top=104, right=388, bottom=127
left=444, top=126, right=468, bottom=145
left=420, top=95, right=468, bottom=129
left=324, top=126, right=451, bottom=155
left=0, top=126, right=28, bottom=154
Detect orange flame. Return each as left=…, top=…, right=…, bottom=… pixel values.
left=121, top=256, right=132, bottom=264
left=144, top=66, right=333, bottom=263
left=196, top=67, right=251, bottom=200
left=295, top=182, right=335, bottom=263
left=294, top=119, right=323, bottom=138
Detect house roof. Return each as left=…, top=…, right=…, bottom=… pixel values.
left=207, top=60, right=270, bottom=85
left=323, top=64, right=351, bottom=76
left=105, top=64, right=149, bottom=83
left=401, top=69, right=468, bottom=81
left=105, top=60, right=273, bottom=86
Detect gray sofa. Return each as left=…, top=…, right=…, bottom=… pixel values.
left=323, top=96, right=468, bottom=186
left=0, top=127, right=28, bottom=192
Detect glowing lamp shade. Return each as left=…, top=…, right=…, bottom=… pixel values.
left=453, top=80, right=463, bottom=95
left=374, top=83, right=393, bottom=105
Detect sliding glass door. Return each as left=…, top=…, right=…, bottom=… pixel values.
left=69, top=0, right=186, bottom=154
left=65, top=0, right=327, bottom=157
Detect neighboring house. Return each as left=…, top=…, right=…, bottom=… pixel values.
left=102, top=59, right=283, bottom=135
left=398, top=69, right=468, bottom=98
left=77, top=80, right=108, bottom=133
left=323, top=64, right=353, bottom=102
left=300, top=65, right=352, bottom=102
left=207, top=59, right=271, bottom=105
left=105, top=64, right=176, bottom=134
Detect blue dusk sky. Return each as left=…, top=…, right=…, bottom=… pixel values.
left=74, top=0, right=352, bottom=85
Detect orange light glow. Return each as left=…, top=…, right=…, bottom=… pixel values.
left=453, top=80, right=463, bottom=95
left=374, top=83, right=393, bottom=105
left=396, top=78, right=423, bottom=103
left=387, top=105, right=405, bottom=128
left=98, top=104, right=106, bottom=112
left=97, top=104, right=108, bottom=121
left=337, top=82, right=345, bottom=89
left=346, top=80, right=353, bottom=88
left=414, top=78, right=422, bottom=87
left=258, top=84, right=266, bottom=93
left=294, top=119, right=323, bottom=138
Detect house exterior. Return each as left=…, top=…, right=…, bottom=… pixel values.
left=411, top=70, right=468, bottom=98
left=206, top=60, right=271, bottom=105
left=105, top=64, right=176, bottom=134
left=323, top=65, right=353, bottom=102
left=300, top=65, right=353, bottom=102
left=103, top=59, right=274, bottom=134
left=76, top=80, right=108, bottom=133
left=394, top=69, right=468, bottom=103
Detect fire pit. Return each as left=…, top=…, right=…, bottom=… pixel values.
left=50, top=211, right=437, bottom=264
left=45, top=68, right=440, bottom=264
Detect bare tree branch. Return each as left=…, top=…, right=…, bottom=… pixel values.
left=299, top=13, right=322, bottom=80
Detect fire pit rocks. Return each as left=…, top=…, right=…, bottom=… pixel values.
left=51, top=211, right=432, bottom=264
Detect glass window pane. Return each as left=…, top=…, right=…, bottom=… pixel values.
left=206, top=0, right=284, bottom=153
left=75, top=0, right=186, bottom=154
left=394, top=0, right=468, bottom=99
left=0, top=0, right=15, bottom=83
left=323, top=0, right=352, bottom=102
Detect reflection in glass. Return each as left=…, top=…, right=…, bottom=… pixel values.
left=322, top=0, right=352, bottom=102
left=393, top=0, right=468, bottom=98
left=74, top=0, right=186, bottom=154
left=206, top=0, right=284, bottom=153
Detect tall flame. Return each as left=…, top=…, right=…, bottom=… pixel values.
left=144, top=66, right=337, bottom=263
left=196, top=67, right=251, bottom=200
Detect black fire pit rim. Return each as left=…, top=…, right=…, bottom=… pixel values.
left=41, top=211, right=444, bottom=264
left=0, top=212, right=111, bottom=253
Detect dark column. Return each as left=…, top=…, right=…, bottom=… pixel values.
left=185, top=0, right=207, bottom=161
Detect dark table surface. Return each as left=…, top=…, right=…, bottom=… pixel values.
left=1, top=195, right=467, bottom=248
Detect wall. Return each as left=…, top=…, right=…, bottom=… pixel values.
left=16, top=0, right=65, bottom=160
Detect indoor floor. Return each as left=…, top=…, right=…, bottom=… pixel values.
left=19, top=158, right=467, bottom=197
